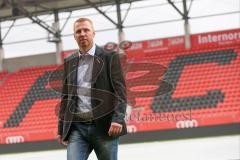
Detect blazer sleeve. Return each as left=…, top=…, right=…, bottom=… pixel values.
left=109, top=52, right=127, bottom=124
left=58, top=60, right=68, bottom=136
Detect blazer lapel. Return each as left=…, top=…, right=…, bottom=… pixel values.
left=91, top=46, right=104, bottom=87
left=91, top=46, right=104, bottom=109
left=69, top=52, right=79, bottom=88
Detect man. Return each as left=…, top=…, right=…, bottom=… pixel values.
left=57, top=17, right=127, bottom=160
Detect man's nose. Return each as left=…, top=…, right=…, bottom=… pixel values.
left=80, top=31, right=86, bottom=36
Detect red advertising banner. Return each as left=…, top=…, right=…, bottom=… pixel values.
left=126, top=28, right=240, bottom=58
left=192, top=28, right=240, bottom=48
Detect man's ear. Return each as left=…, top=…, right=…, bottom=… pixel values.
left=73, top=33, right=77, bottom=40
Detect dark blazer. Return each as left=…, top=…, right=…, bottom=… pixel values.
left=58, top=45, right=127, bottom=141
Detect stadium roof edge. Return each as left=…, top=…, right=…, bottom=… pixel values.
left=0, top=0, right=143, bottom=21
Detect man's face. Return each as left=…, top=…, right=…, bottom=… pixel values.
left=74, top=21, right=95, bottom=49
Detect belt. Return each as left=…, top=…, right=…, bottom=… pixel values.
left=72, top=111, right=94, bottom=124
left=80, top=119, right=94, bottom=125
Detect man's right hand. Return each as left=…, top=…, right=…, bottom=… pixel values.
left=57, top=135, right=68, bottom=147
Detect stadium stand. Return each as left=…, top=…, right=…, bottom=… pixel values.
left=0, top=65, right=61, bottom=144
left=0, top=29, right=239, bottom=145
left=126, top=46, right=240, bottom=132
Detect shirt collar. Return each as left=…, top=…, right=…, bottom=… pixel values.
left=78, top=43, right=96, bottom=57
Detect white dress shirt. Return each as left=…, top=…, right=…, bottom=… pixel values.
left=76, top=44, right=96, bottom=113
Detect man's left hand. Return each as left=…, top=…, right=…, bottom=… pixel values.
left=108, top=122, right=122, bottom=136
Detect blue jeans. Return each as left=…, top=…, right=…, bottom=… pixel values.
left=67, top=122, right=119, bottom=160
